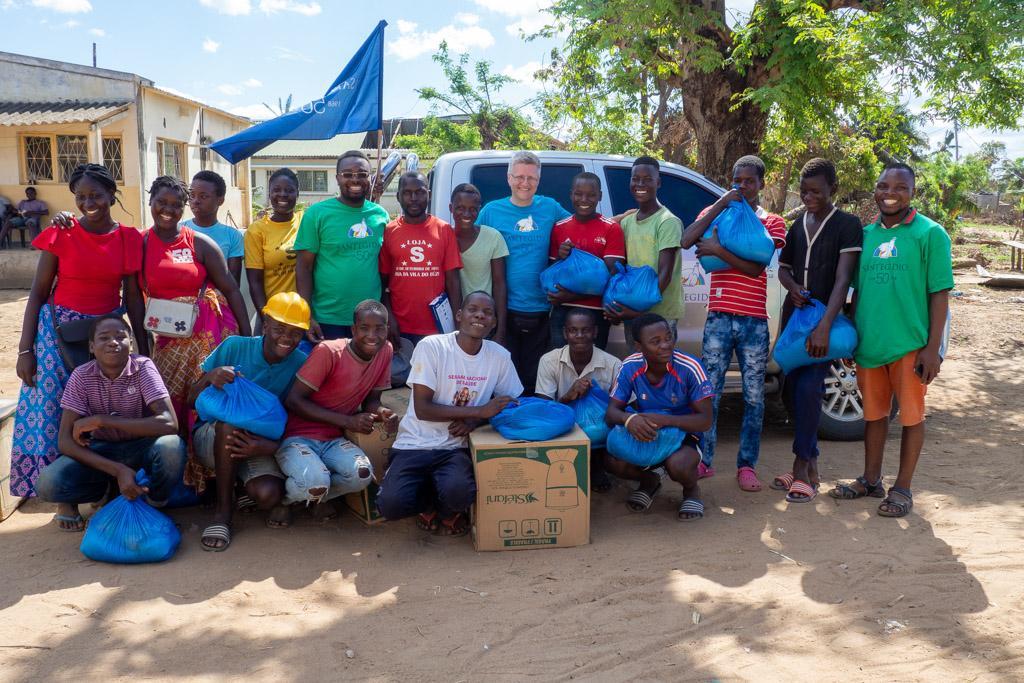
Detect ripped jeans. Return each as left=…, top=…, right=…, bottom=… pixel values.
left=700, top=312, right=769, bottom=471
left=275, top=436, right=372, bottom=505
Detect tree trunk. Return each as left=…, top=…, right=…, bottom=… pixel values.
left=770, top=155, right=796, bottom=214
left=680, top=68, right=769, bottom=186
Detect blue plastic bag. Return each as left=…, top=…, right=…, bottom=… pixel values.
left=491, top=397, right=575, bottom=442
left=698, top=199, right=776, bottom=273
left=540, top=248, right=611, bottom=296
left=602, top=263, right=662, bottom=312
left=772, top=299, right=858, bottom=374
left=606, top=421, right=688, bottom=468
left=165, top=476, right=201, bottom=508
left=80, top=471, right=181, bottom=564
left=195, top=371, right=288, bottom=440
left=570, top=380, right=611, bottom=448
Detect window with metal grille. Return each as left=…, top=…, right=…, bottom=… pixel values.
left=296, top=170, right=328, bottom=193
left=157, top=139, right=184, bottom=179
left=23, top=136, right=53, bottom=182
left=56, top=135, right=88, bottom=182
left=102, top=137, right=124, bottom=182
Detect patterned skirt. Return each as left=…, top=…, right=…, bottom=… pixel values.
left=151, top=289, right=238, bottom=493
left=10, top=304, right=110, bottom=497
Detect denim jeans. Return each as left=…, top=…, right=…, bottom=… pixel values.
left=783, top=362, right=830, bottom=461
left=506, top=310, right=550, bottom=395
left=701, top=312, right=769, bottom=470
left=35, top=435, right=187, bottom=505
left=275, top=436, right=372, bottom=504
left=376, top=448, right=475, bottom=520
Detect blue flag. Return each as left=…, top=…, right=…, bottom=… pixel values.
left=211, top=20, right=386, bottom=164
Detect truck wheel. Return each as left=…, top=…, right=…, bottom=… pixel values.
left=817, top=359, right=865, bottom=441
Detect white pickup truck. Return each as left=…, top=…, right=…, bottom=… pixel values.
left=426, top=150, right=866, bottom=440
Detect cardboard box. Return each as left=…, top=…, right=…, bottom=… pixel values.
left=469, top=425, right=590, bottom=551
left=343, top=388, right=409, bottom=525
left=0, top=400, right=24, bottom=521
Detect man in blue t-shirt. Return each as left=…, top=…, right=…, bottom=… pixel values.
left=184, top=170, right=245, bottom=283
left=605, top=314, right=715, bottom=521
left=187, top=292, right=310, bottom=551
left=477, top=151, right=571, bottom=394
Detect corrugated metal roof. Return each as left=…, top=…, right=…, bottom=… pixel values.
left=252, top=134, right=369, bottom=158
left=0, top=100, right=132, bottom=126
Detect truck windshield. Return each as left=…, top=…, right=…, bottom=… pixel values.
left=603, top=166, right=717, bottom=226
left=470, top=163, right=584, bottom=213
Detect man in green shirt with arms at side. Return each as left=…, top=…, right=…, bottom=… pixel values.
left=295, top=150, right=391, bottom=342
left=829, top=162, right=953, bottom=519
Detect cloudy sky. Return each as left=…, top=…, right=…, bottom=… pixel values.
left=2, top=0, right=1020, bottom=161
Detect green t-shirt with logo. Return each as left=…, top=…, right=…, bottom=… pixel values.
left=853, top=210, right=954, bottom=368
left=294, top=197, right=390, bottom=326
left=620, top=205, right=683, bottom=320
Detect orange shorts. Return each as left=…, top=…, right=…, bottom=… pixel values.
left=857, top=351, right=927, bottom=426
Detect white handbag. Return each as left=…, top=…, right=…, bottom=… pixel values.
left=141, top=233, right=206, bottom=338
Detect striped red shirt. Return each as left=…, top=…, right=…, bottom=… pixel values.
left=60, top=355, right=170, bottom=441
left=700, top=207, right=786, bottom=319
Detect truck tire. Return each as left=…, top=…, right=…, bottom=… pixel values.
left=817, top=359, right=866, bottom=441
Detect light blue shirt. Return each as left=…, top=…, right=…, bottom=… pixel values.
left=477, top=195, right=570, bottom=313
left=201, top=335, right=307, bottom=401
left=182, top=219, right=244, bottom=260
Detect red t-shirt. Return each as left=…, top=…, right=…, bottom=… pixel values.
left=548, top=214, right=625, bottom=309
left=32, top=220, right=143, bottom=315
left=142, top=227, right=207, bottom=300
left=698, top=207, right=786, bottom=319
left=284, top=338, right=393, bottom=440
left=379, top=215, right=463, bottom=335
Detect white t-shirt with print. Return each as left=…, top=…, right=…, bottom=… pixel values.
left=393, top=332, right=524, bottom=451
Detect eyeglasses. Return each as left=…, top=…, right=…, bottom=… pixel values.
left=509, top=174, right=540, bottom=185
left=340, top=171, right=370, bottom=180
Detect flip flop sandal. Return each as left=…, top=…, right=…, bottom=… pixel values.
left=201, top=523, right=232, bottom=552
left=771, top=472, right=795, bottom=491
left=697, top=462, right=715, bottom=479
left=417, top=512, right=439, bottom=532
left=236, top=494, right=257, bottom=512
left=677, top=498, right=704, bottom=521
left=786, top=480, right=817, bottom=503
left=737, top=466, right=763, bottom=492
left=437, top=512, right=469, bottom=537
left=878, top=486, right=913, bottom=518
left=53, top=513, right=85, bottom=532
left=828, top=475, right=885, bottom=500
left=626, top=481, right=662, bottom=513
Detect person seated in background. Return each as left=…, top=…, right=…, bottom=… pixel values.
left=547, top=172, right=626, bottom=349
left=0, top=186, right=49, bottom=245
left=376, top=291, right=523, bottom=537
left=188, top=292, right=311, bottom=551
left=278, top=299, right=397, bottom=514
left=184, top=170, right=244, bottom=284
left=604, top=314, right=714, bottom=521
left=380, top=171, right=463, bottom=346
left=535, top=308, right=622, bottom=492
left=35, top=316, right=185, bottom=532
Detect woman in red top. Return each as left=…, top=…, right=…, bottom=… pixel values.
left=11, top=164, right=147, bottom=512
left=142, top=176, right=250, bottom=491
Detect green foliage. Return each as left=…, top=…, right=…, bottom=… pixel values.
left=262, top=95, right=293, bottom=118
left=915, top=152, right=991, bottom=226
left=392, top=116, right=482, bottom=158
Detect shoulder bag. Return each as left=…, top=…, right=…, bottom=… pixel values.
left=141, top=232, right=206, bottom=338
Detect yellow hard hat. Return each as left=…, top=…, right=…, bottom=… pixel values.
left=262, top=292, right=310, bottom=330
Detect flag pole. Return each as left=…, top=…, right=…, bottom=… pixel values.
left=374, top=127, right=385, bottom=201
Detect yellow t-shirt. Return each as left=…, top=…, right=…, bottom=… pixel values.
left=244, top=212, right=303, bottom=299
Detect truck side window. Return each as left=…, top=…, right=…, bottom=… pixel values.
left=470, top=163, right=584, bottom=213
left=603, top=167, right=717, bottom=226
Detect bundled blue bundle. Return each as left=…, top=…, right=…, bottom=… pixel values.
left=606, top=422, right=687, bottom=468
left=772, top=299, right=858, bottom=373
left=699, top=198, right=776, bottom=273
left=491, top=397, right=575, bottom=441
left=570, top=380, right=611, bottom=448
left=195, top=371, right=288, bottom=440
left=165, top=476, right=201, bottom=508
left=80, top=471, right=181, bottom=564
left=540, top=248, right=611, bottom=296
left=602, top=263, right=662, bottom=312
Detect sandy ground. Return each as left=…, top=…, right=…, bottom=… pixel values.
left=0, top=282, right=1022, bottom=682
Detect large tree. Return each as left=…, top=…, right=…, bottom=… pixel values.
left=538, top=0, right=1024, bottom=185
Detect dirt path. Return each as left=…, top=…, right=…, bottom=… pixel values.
left=0, top=284, right=1022, bottom=681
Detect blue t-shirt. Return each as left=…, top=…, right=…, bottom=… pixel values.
left=611, top=350, right=715, bottom=416
left=201, top=335, right=308, bottom=401
left=182, top=219, right=244, bottom=260
left=478, top=195, right=570, bottom=313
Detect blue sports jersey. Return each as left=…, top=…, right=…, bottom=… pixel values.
left=611, top=350, right=715, bottom=416
left=477, top=195, right=571, bottom=313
